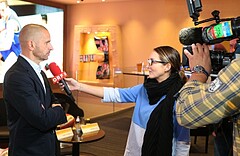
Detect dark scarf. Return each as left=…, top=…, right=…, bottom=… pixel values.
left=141, top=72, right=184, bottom=156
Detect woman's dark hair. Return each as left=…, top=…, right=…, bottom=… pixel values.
left=154, top=46, right=187, bottom=83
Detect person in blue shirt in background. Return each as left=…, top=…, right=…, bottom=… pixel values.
left=0, top=0, right=21, bottom=61
left=60, top=46, right=190, bottom=156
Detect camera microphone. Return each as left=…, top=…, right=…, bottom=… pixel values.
left=179, top=17, right=240, bottom=45
left=179, top=27, right=203, bottom=45
left=45, top=62, right=75, bottom=102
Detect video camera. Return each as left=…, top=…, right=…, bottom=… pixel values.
left=182, top=46, right=235, bottom=74
left=181, top=0, right=240, bottom=74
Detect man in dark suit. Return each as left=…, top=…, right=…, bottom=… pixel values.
left=3, top=24, right=67, bottom=156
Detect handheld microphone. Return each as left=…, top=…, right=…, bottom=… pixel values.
left=45, top=62, right=75, bottom=102
left=179, top=17, right=240, bottom=45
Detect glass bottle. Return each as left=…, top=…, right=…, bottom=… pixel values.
left=75, top=116, right=81, bottom=135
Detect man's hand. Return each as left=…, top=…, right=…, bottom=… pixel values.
left=184, top=43, right=212, bottom=75
left=52, top=103, right=62, bottom=108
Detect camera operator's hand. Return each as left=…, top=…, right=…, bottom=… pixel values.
left=184, top=43, right=212, bottom=82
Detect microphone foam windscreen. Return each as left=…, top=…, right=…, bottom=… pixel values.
left=179, top=27, right=204, bottom=45
left=48, top=62, right=62, bottom=76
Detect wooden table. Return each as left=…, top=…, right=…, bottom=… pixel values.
left=58, top=129, right=105, bottom=156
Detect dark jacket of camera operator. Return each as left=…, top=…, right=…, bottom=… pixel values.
left=176, top=43, right=240, bottom=156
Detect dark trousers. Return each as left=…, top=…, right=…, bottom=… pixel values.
left=213, top=119, right=233, bottom=156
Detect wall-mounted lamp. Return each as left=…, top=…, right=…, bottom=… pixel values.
left=77, top=0, right=83, bottom=3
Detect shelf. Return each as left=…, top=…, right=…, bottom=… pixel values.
left=78, top=80, right=114, bottom=87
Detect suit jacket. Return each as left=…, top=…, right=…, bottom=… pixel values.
left=3, top=56, right=67, bottom=156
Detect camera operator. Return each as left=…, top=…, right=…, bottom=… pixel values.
left=209, top=43, right=233, bottom=156
left=176, top=43, right=240, bottom=155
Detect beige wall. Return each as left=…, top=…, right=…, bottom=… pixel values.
left=64, top=0, right=240, bottom=77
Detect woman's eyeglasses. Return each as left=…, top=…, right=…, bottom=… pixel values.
left=147, top=59, right=167, bottom=66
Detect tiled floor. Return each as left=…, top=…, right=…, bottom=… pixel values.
left=190, top=135, right=214, bottom=156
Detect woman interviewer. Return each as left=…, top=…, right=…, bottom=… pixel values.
left=60, top=46, right=190, bottom=156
